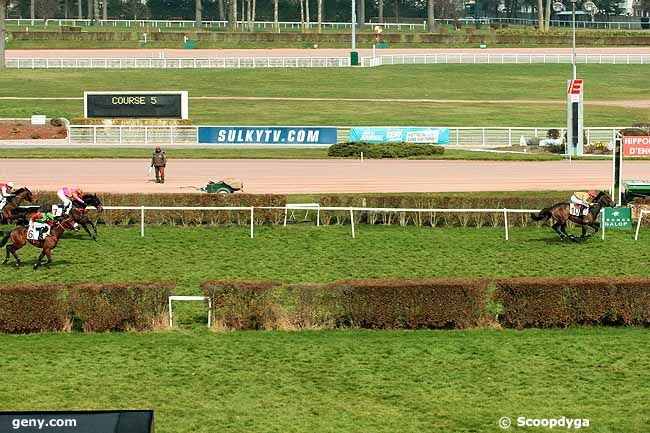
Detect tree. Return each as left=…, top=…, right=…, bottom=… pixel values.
left=93, top=0, right=99, bottom=21
left=0, top=0, right=7, bottom=69
left=77, top=0, right=82, bottom=19
left=317, top=0, right=322, bottom=32
left=196, top=0, right=202, bottom=26
left=273, top=0, right=278, bottom=32
left=31, top=0, right=35, bottom=22
left=218, top=0, right=224, bottom=20
left=378, top=0, right=383, bottom=23
left=228, top=0, right=237, bottom=30
left=427, top=0, right=434, bottom=32
left=357, top=0, right=365, bottom=29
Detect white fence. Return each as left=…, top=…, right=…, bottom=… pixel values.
left=634, top=209, right=650, bottom=241
left=5, top=57, right=350, bottom=69
left=6, top=17, right=649, bottom=31
left=103, top=204, right=544, bottom=240
left=67, top=125, right=621, bottom=148
left=363, top=53, right=650, bottom=67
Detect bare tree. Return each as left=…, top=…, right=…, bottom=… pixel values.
left=228, top=0, right=237, bottom=30
left=87, top=0, right=93, bottom=20
left=103, top=0, right=107, bottom=20
left=77, top=0, right=82, bottom=19
left=317, top=0, right=322, bottom=33
left=378, top=0, right=383, bottom=23
left=299, top=0, right=304, bottom=30
left=537, top=0, right=543, bottom=29
left=357, top=0, right=364, bottom=29
left=64, top=0, right=68, bottom=19
left=252, top=0, right=256, bottom=30
left=0, top=0, right=7, bottom=69
left=93, top=0, right=99, bottom=22
left=544, top=0, right=551, bottom=30
left=427, top=0, right=434, bottom=32
left=31, top=0, right=35, bottom=23
left=218, top=0, right=224, bottom=20
left=196, top=0, right=203, bottom=27
left=273, top=0, right=278, bottom=32
left=305, top=0, right=310, bottom=28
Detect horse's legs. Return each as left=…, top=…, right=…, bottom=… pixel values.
left=79, top=221, right=95, bottom=240
left=552, top=221, right=565, bottom=240
left=7, top=239, right=25, bottom=267
left=561, top=223, right=576, bottom=241
left=580, top=225, right=588, bottom=238
left=89, top=219, right=98, bottom=238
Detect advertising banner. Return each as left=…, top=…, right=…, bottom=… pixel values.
left=84, top=91, right=188, bottom=119
left=622, top=136, right=650, bottom=157
left=349, top=127, right=450, bottom=144
left=0, top=411, right=153, bottom=433
left=198, top=127, right=338, bottom=145
left=603, top=207, right=632, bottom=229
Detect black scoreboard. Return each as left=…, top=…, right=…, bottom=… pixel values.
left=84, top=91, right=188, bottom=119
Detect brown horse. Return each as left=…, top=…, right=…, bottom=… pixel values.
left=530, top=191, right=616, bottom=241
left=1, top=215, right=76, bottom=269
left=0, top=187, right=37, bottom=226
left=68, top=194, right=104, bottom=241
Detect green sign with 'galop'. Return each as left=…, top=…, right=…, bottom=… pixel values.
left=604, top=207, right=632, bottom=229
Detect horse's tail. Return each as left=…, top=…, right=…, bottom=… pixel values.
left=530, top=207, right=553, bottom=221
left=0, top=231, right=10, bottom=248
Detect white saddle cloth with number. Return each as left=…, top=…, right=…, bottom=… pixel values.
left=27, top=223, right=50, bottom=241
left=569, top=203, right=589, bottom=217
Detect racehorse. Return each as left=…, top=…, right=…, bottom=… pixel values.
left=1, top=215, right=76, bottom=269
left=530, top=191, right=616, bottom=241
left=0, top=187, right=36, bottom=226
left=68, top=194, right=104, bottom=241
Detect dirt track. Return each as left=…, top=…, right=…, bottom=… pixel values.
left=1, top=159, right=647, bottom=194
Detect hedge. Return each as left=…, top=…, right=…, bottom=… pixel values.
left=202, top=278, right=488, bottom=330
left=0, top=284, right=69, bottom=333
left=496, top=277, right=650, bottom=328
left=317, top=193, right=569, bottom=227
left=33, top=192, right=287, bottom=226
left=201, top=280, right=282, bottom=330
left=328, top=142, right=444, bottom=159
left=69, top=282, right=175, bottom=332
left=326, top=278, right=489, bottom=329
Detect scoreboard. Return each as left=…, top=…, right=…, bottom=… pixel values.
left=84, top=91, right=188, bottom=119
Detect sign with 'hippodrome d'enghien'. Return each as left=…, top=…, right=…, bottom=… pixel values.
left=84, top=91, right=188, bottom=119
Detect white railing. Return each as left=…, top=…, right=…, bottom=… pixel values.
left=362, top=53, right=650, bottom=67
left=5, top=57, right=350, bottom=69
left=66, top=125, right=622, bottom=148
left=6, top=17, right=648, bottom=31
left=102, top=204, right=545, bottom=240
left=634, top=209, right=650, bottom=241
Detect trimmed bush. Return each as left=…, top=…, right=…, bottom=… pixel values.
left=326, top=278, right=489, bottom=329
left=201, top=280, right=282, bottom=330
left=328, top=142, right=444, bottom=159
left=69, top=282, right=175, bottom=332
left=33, top=192, right=287, bottom=227
left=0, top=284, right=69, bottom=333
left=496, top=277, right=650, bottom=329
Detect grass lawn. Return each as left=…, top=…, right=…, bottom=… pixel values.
left=1, top=328, right=649, bottom=433
left=1, top=225, right=648, bottom=291
left=1, top=65, right=647, bottom=127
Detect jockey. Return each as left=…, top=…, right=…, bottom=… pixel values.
left=57, top=187, right=85, bottom=214
left=30, top=211, right=56, bottom=240
left=570, top=190, right=597, bottom=215
left=0, top=181, right=15, bottom=211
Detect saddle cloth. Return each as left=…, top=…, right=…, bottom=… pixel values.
left=27, top=223, right=50, bottom=241
left=51, top=204, right=65, bottom=217
left=569, top=203, right=589, bottom=217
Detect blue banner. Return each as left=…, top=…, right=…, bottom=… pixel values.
left=349, top=127, right=450, bottom=144
left=198, top=127, right=338, bottom=145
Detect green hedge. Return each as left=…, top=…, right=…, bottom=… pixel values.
left=33, top=192, right=287, bottom=226
left=0, top=284, right=68, bottom=333
left=496, top=277, right=650, bottom=328
left=328, top=142, right=444, bottom=159
left=69, top=282, right=175, bottom=332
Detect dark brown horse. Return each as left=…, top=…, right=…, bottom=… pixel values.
left=1, top=215, right=76, bottom=269
left=68, top=194, right=103, bottom=241
left=0, top=187, right=36, bottom=226
left=531, top=191, right=616, bottom=241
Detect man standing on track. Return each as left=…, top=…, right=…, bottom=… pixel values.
left=151, top=145, right=167, bottom=184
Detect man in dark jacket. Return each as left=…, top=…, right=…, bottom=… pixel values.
left=150, top=145, right=167, bottom=183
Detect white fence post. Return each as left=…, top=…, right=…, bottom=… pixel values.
left=250, top=207, right=254, bottom=238
left=141, top=206, right=145, bottom=237
left=350, top=207, right=355, bottom=239
left=504, top=209, right=509, bottom=240
left=601, top=208, right=605, bottom=240
left=634, top=210, right=647, bottom=241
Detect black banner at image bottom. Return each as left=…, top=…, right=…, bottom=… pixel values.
left=0, top=410, right=153, bottom=433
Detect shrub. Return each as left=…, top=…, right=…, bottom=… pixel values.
left=326, top=278, right=489, bottom=329
left=69, top=282, right=175, bottom=332
left=0, top=284, right=69, bottom=333
left=201, top=280, right=283, bottom=330
left=328, top=142, right=444, bottom=159
left=496, top=277, right=650, bottom=328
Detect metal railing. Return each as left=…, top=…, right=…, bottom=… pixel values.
left=363, top=53, right=650, bottom=67
left=6, top=17, right=648, bottom=31
left=67, top=125, right=623, bottom=148
left=5, top=57, right=350, bottom=69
